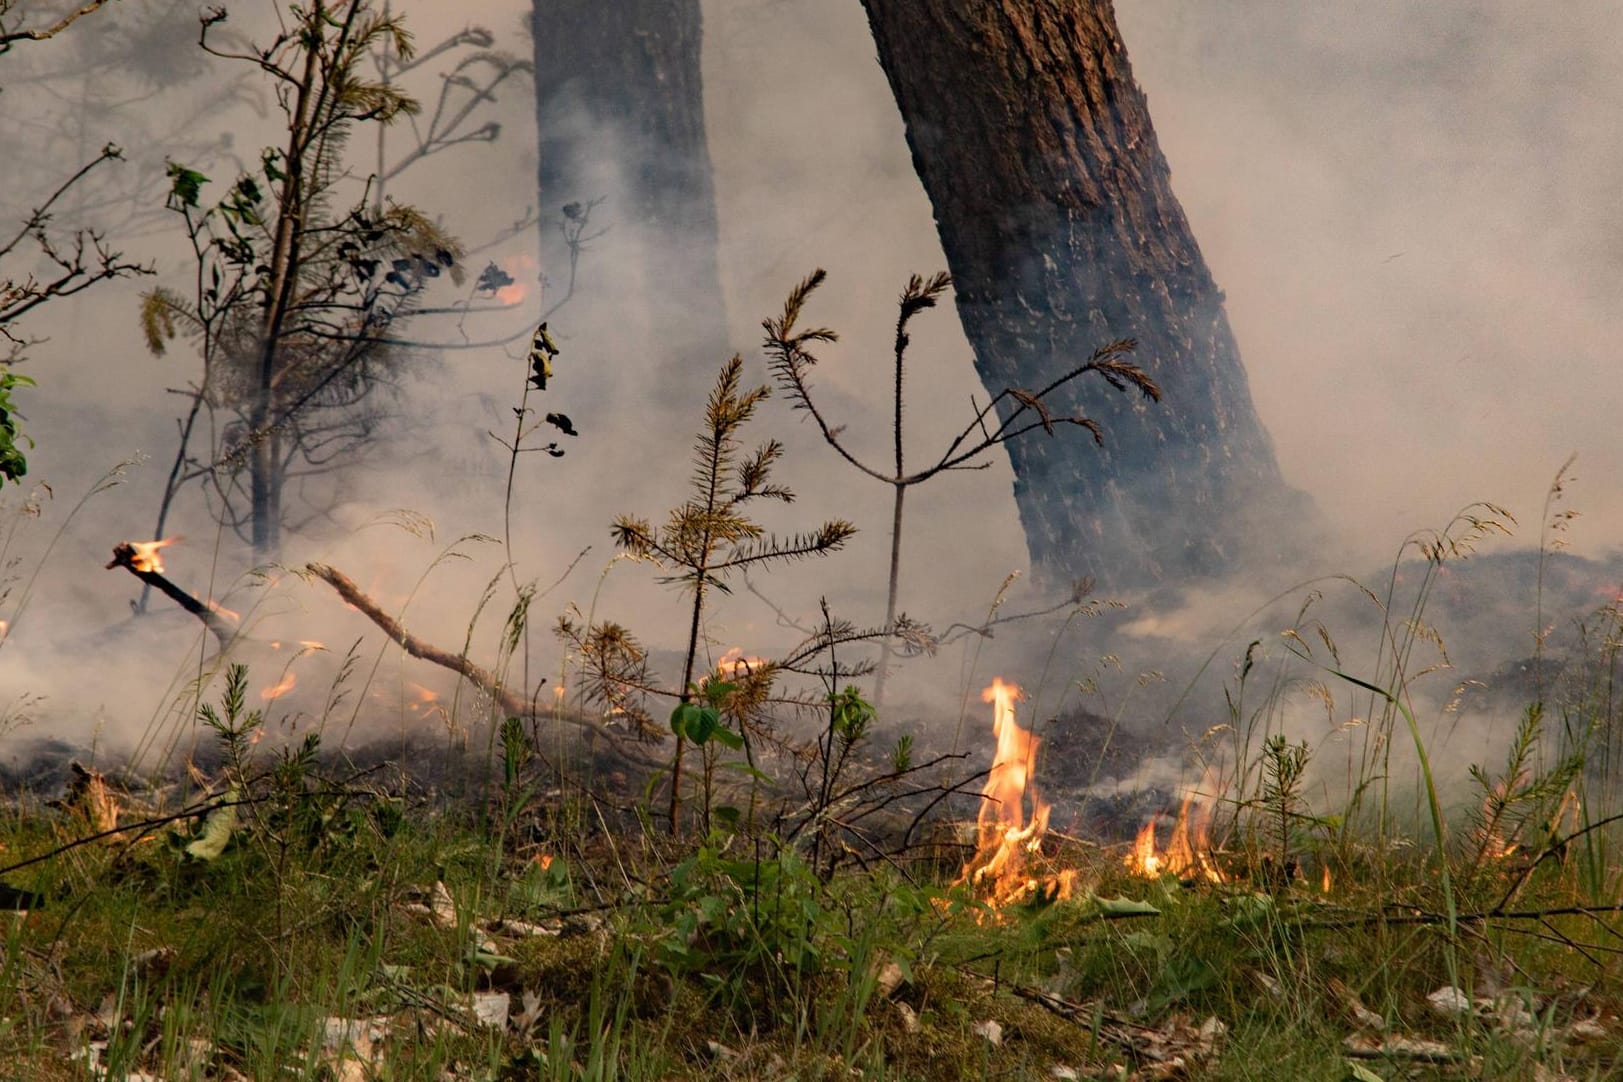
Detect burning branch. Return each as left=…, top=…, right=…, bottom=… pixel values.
left=106, top=541, right=237, bottom=648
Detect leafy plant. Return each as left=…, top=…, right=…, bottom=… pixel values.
left=613, top=355, right=855, bottom=833
left=0, top=369, right=34, bottom=487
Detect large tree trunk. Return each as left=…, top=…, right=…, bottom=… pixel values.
left=529, top=1, right=727, bottom=393
left=859, top=0, right=1311, bottom=592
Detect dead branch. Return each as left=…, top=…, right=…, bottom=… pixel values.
left=305, top=562, right=665, bottom=769
left=0, top=0, right=115, bottom=51
left=106, top=542, right=237, bottom=648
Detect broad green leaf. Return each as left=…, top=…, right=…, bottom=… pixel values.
left=1095, top=896, right=1161, bottom=917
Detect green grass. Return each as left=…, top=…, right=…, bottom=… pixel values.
left=4, top=746, right=1623, bottom=1081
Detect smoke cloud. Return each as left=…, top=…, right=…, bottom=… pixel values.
left=1, top=0, right=1619, bottom=790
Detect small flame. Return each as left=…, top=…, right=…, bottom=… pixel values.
left=127, top=537, right=180, bottom=574
left=957, top=678, right=1074, bottom=907
left=207, top=599, right=241, bottom=622
left=1125, top=774, right=1225, bottom=883
left=717, top=647, right=767, bottom=679
left=1321, top=864, right=1333, bottom=893
left=495, top=254, right=535, bottom=306
left=260, top=672, right=297, bottom=701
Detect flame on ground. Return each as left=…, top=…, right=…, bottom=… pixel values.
left=956, top=678, right=1075, bottom=907
left=1126, top=775, right=1225, bottom=883
left=260, top=672, right=297, bottom=701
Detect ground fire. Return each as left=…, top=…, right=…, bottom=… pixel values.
left=1125, top=775, right=1226, bottom=883
left=956, top=678, right=1075, bottom=907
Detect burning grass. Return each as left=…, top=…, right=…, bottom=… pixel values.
left=2, top=658, right=1621, bottom=1081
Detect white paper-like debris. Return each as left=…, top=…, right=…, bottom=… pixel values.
left=471, top=991, right=509, bottom=1029
left=973, top=1018, right=1003, bottom=1046
left=1051, top=1066, right=1080, bottom=1080
left=895, top=1001, right=919, bottom=1033
left=429, top=881, right=458, bottom=929
left=1426, top=986, right=1472, bottom=1017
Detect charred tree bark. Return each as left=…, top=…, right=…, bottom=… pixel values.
left=860, top=0, right=1311, bottom=591
left=530, top=1, right=726, bottom=388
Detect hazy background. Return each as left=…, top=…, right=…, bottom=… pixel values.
left=1, top=0, right=1619, bottom=785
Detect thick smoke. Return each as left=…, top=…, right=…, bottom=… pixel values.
left=1, top=1, right=1620, bottom=790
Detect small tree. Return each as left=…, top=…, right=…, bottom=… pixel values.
left=764, top=269, right=1159, bottom=704
left=612, top=356, right=855, bottom=832
left=140, top=2, right=466, bottom=560
left=1, top=0, right=149, bottom=490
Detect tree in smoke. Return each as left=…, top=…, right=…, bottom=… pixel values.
left=859, top=0, right=1311, bottom=592
left=0, top=3, right=149, bottom=489
left=529, top=0, right=727, bottom=390
left=140, top=3, right=469, bottom=561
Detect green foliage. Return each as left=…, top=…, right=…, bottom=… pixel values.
left=828, top=684, right=875, bottom=748
left=613, top=355, right=855, bottom=831
left=0, top=369, right=35, bottom=487
left=669, top=679, right=743, bottom=751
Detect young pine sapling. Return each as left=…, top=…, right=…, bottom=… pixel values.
left=612, top=355, right=855, bottom=833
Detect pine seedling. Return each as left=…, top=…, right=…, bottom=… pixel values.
left=613, top=355, right=855, bottom=832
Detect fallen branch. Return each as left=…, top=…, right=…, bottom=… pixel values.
left=106, top=541, right=237, bottom=648
left=304, top=562, right=665, bottom=769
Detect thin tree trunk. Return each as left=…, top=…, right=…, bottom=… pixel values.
left=859, top=0, right=1312, bottom=592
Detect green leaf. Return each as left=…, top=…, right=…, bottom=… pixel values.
left=165, top=161, right=210, bottom=208
left=670, top=702, right=701, bottom=739
left=1344, top=1062, right=1387, bottom=1082
left=185, top=796, right=239, bottom=861
left=1095, top=896, right=1161, bottom=917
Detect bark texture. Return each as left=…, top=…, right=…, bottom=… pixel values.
left=860, top=0, right=1310, bottom=591
left=530, top=1, right=726, bottom=387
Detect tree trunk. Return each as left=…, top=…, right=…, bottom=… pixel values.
left=529, top=0, right=727, bottom=390
left=859, top=0, right=1311, bottom=592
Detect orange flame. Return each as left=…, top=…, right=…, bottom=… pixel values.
left=1125, top=776, right=1225, bottom=883
left=957, top=678, right=1074, bottom=907
left=127, top=537, right=179, bottom=574
left=260, top=672, right=297, bottom=701
left=717, top=647, right=768, bottom=679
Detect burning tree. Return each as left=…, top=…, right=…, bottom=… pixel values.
left=139, top=2, right=465, bottom=562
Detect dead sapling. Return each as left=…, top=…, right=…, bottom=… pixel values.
left=764, top=268, right=1160, bottom=706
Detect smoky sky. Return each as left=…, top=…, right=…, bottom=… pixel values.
left=2, top=0, right=1620, bottom=760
